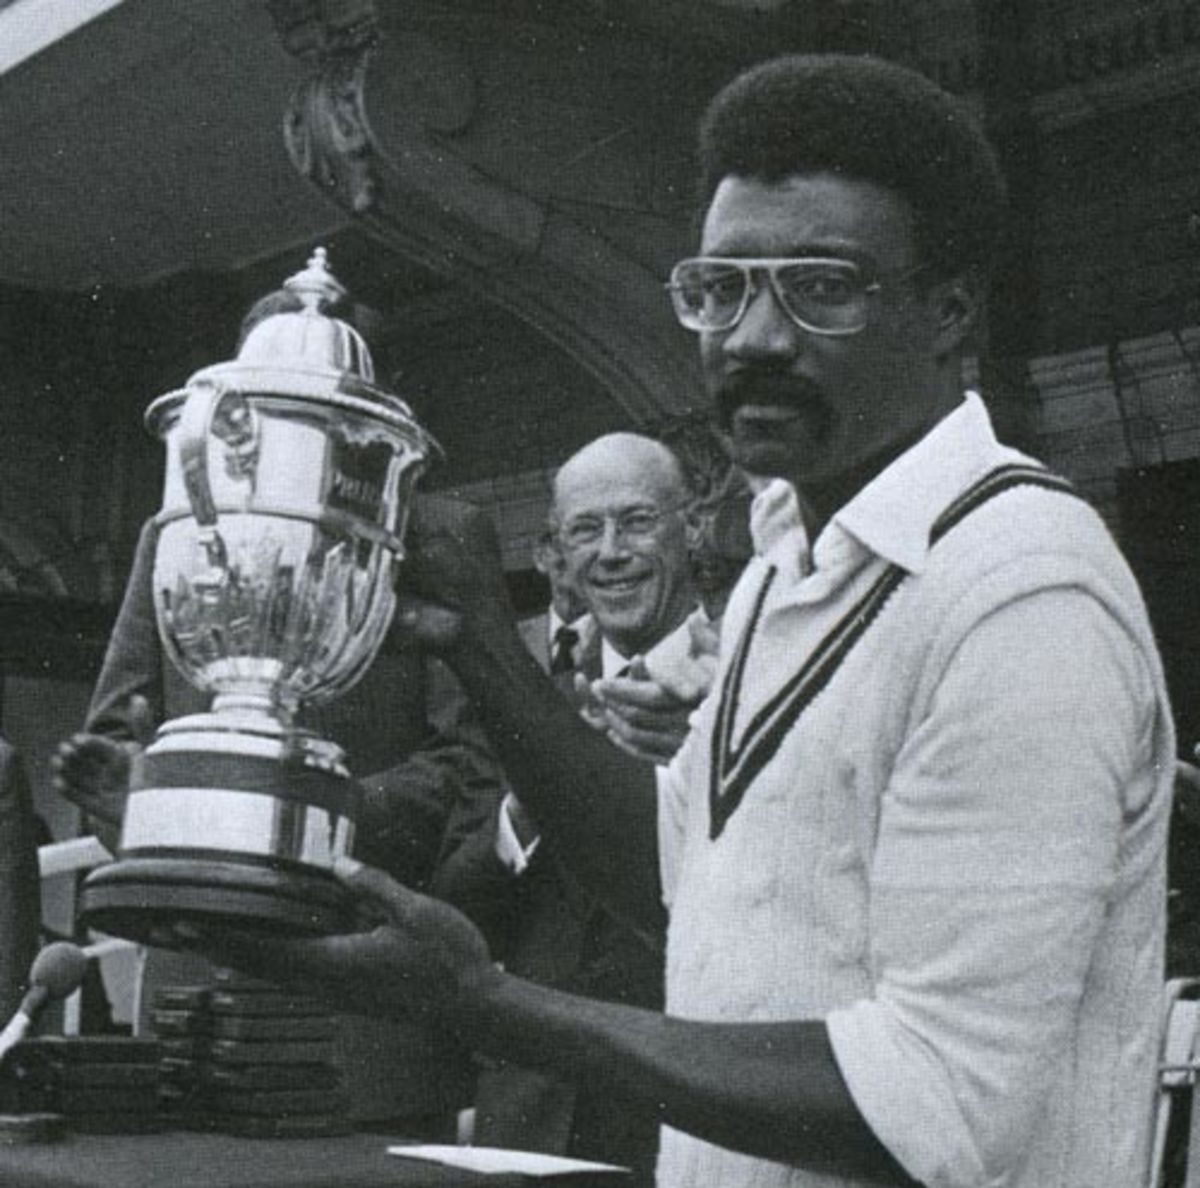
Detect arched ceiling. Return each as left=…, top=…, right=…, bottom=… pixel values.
left=0, top=0, right=875, bottom=292
left=0, top=0, right=345, bottom=291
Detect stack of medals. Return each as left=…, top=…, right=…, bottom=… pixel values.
left=155, top=971, right=349, bottom=1137
left=3, top=1037, right=162, bottom=1133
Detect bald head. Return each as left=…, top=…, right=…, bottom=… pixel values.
left=553, top=433, right=687, bottom=510
left=553, top=433, right=695, bottom=658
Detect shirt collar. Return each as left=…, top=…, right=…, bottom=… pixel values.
left=548, top=606, right=591, bottom=639
left=748, top=393, right=1003, bottom=578
left=599, top=610, right=701, bottom=679
left=832, top=392, right=1000, bottom=575
left=601, top=635, right=632, bottom=678
left=749, top=479, right=812, bottom=580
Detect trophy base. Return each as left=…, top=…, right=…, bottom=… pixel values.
left=78, top=856, right=357, bottom=948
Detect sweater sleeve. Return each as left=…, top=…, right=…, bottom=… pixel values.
left=828, top=585, right=1163, bottom=1188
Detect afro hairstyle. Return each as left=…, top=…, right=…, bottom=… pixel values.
left=697, top=54, right=1008, bottom=282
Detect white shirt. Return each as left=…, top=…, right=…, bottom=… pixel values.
left=655, top=393, right=1174, bottom=1188
left=599, top=635, right=639, bottom=680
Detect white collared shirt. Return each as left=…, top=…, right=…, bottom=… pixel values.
left=600, top=635, right=633, bottom=679
left=655, top=393, right=1174, bottom=1188
left=598, top=610, right=717, bottom=696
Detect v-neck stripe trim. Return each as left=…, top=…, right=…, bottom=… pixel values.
left=708, top=465, right=1078, bottom=841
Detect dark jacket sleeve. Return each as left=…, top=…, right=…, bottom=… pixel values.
left=0, top=739, right=42, bottom=1021
left=429, top=789, right=523, bottom=960
left=352, top=655, right=510, bottom=896
left=429, top=665, right=584, bottom=961
left=84, top=518, right=203, bottom=739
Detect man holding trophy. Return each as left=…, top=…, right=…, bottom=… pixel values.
left=53, top=51, right=1178, bottom=1188
left=172, top=53, right=1173, bottom=1188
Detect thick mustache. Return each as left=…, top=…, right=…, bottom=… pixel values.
left=716, top=371, right=825, bottom=427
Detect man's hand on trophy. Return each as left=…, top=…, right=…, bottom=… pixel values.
left=50, top=694, right=155, bottom=827
left=395, top=495, right=517, bottom=650
left=177, top=856, right=496, bottom=1027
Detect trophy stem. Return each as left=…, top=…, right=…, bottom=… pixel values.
left=211, top=690, right=296, bottom=728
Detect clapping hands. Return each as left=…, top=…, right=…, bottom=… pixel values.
left=576, top=656, right=703, bottom=765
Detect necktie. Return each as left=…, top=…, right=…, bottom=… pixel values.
left=549, top=625, right=580, bottom=675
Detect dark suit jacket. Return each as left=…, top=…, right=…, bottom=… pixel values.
left=85, top=517, right=507, bottom=1122
left=432, top=631, right=664, bottom=1186
left=0, top=738, right=41, bottom=1024
left=516, top=612, right=552, bottom=674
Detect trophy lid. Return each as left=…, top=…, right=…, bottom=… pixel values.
left=146, top=248, right=438, bottom=454
left=235, top=247, right=373, bottom=380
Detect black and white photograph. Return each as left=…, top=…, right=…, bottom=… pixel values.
left=0, top=2, right=1199, bottom=1186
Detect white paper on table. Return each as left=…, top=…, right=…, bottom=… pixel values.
left=387, top=1144, right=630, bottom=1177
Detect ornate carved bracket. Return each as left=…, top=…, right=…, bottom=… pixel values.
left=268, top=0, right=699, bottom=424
left=284, top=42, right=378, bottom=216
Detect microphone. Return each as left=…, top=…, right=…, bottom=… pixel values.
left=0, top=943, right=89, bottom=1063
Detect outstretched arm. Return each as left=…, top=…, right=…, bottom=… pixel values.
left=194, top=859, right=914, bottom=1186
left=397, top=497, right=665, bottom=935
left=193, top=585, right=1155, bottom=1188
left=51, top=520, right=173, bottom=851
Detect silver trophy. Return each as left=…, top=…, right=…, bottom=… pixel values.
left=81, top=249, right=438, bottom=942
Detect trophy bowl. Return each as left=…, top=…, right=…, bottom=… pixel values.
left=80, top=249, right=438, bottom=946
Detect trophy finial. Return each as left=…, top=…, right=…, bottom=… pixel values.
left=284, top=246, right=348, bottom=313
left=237, top=247, right=373, bottom=380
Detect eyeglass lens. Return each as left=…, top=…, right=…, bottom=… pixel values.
left=562, top=508, right=666, bottom=549
left=669, top=259, right=870, bottom=334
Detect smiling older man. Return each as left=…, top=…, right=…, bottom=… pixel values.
left=555, top=433, right=696, bottom=665
left=432, top=431, right=710, bottom=1187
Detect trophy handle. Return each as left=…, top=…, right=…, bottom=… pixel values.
left=178, top=381, right=260, bottom=570
left=179, top=379, right=224, bottom=529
